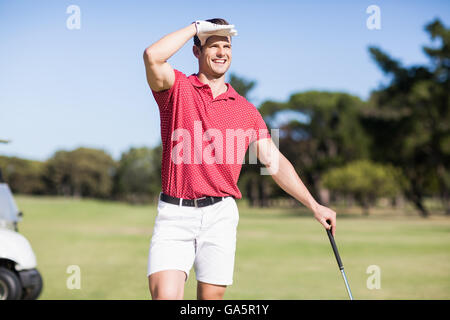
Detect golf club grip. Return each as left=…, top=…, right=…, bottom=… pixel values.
left=326, top=224, right=344, bottom=270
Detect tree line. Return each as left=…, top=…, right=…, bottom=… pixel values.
left=0, top=146, right=163, bottom=204
left=241, top=18, right=449, bottom=217
left=0, top=19, right=448, bottom=217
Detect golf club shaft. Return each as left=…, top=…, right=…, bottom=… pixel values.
left=340, top=269, right=353, bottom=300
left=326, top=224, right=353, bottom=300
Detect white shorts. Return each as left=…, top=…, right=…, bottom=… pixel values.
left=147, top=194, right=239, bottom=286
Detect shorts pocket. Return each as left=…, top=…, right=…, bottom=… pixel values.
left=156, top=200, right=179, bottom=222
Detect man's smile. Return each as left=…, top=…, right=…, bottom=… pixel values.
left=212, top=58, right=227, bottom=64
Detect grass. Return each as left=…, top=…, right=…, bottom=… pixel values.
left=12, top=195, right=450, bottom=300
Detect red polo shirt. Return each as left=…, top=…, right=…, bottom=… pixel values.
left=152, top=69, right=270, bottom=199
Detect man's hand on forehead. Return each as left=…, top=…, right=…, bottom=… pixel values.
left=194, top=20, right=238, bottom=46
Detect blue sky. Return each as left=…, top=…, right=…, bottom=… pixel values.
left=0, top=0, right=449, bottom=161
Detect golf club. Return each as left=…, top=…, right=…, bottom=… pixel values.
left=325, top=220, right=353, bottom=300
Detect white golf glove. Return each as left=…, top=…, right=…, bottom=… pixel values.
left=194, top=20, right=238, bottom=46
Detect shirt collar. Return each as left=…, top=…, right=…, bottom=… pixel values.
left=188, top=73, right=238, bottom=100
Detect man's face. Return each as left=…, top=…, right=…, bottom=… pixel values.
left=195, top=35, right=232, bottom=77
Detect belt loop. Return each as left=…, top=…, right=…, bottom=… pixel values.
left=179, top=197, right=182, bottom=207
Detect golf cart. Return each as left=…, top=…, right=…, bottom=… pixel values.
left=0, top=169, right=43, bottom=300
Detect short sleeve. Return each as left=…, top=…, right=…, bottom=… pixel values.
left=251, top=109, right=271, bottom=144
left=151, top=69, right=186, bottom=112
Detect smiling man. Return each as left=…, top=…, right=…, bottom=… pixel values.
left=143, top=18, right=337, bottom=300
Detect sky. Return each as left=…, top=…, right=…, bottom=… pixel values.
left=0, top=0, right=449, bottom=161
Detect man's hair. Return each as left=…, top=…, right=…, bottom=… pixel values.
left=193, top=18, right=230, bottom=49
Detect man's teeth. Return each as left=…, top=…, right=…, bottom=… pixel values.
left=213, top=59, right=226, bottom=64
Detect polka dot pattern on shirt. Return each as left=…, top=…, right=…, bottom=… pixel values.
left=151, top=69, right=270, bottom=199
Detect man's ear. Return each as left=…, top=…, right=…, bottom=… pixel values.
left=193, top=45, right=201, bottom=59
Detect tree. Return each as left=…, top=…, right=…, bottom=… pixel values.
left=113, top=145, right=162, bottom=203
left=322, top=160, right=406, bottom=215
left=0, top=156, right=46, bottom=194
left=259, top=91, right=371, bottom=205
left=45, top=147, right=116, bottom=198
left=364, top=19, right=450, bottom=216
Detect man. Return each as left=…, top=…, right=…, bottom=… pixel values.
left=143, top=18, right=337, bottom=300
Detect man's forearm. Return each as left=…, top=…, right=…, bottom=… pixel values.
left=267, top=151, right=320, bottom=213
left=145, top=23, right=196, bottom=64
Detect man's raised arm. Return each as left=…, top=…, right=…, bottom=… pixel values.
left=143, top=23, right=197, bottom=92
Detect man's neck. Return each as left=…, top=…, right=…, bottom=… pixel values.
left=197, top=72, right=228, bottom=98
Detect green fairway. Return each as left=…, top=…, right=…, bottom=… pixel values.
left=14, top=195, right=450, bottom=300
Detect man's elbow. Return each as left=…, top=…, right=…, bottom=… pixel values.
left=261, top=148, right=282, bottom=175
left=259, top=152, right=272, bottom=168
left=257, top=148, right=276, bottom=170
left=258, top=139, right=277, bottom=163
left=144, top=46, right=165, bottom=65
left=267, top=154, right=283, bottom=174
left=143, top=47, right=155, bottom=64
